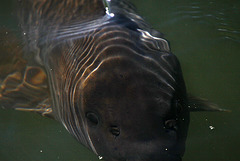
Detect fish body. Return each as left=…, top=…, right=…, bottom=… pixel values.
left=1, top=0, right=191, bottom=160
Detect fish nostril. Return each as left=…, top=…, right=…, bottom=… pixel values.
left=174, top=99, right=183, bottom=114
left=86, top=112, right=99, bottom=126
left=165, top=119, right=178, bottom=131
left=110, top=126, right=120, bottom=137
left=119, top=74, right=125, bottom=79
left=176, top=101, right=183, bottom=114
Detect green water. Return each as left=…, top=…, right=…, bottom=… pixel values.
left=0, top=0, right=239, bottom=161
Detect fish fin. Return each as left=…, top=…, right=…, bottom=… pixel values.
left=16, top=98, right=54, bottom=119
left=0, top=29, right=26, bottom=80
left=0, top=66, right=53, bottom=118
left=187, top=95, right=231, bottom=112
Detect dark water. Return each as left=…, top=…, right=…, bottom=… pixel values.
left=0, top=0, right=239, bottom=161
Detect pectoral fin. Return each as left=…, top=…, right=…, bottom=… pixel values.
left=0, top=66, right=54, bottom=118
left=16, top=98, right=53, bottom=118
left=0, top=29, right=53, bottom=118
left=188, top=95, right=230, bottom=112
left=0, top=29, right=26, bottom=80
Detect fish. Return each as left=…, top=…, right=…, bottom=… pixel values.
left=0, top=0, right=226, bottom=161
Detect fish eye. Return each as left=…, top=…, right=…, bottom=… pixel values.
left=164, top=119, right=177, bottom=131
left=109, top=126, right=120, bottom=137
left=86, top=112, right=99, bottom=126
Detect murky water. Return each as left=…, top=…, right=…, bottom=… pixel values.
left=0, top=0, right=239, bottom=161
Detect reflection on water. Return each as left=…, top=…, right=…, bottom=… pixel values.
left=135, top=0, right=240, bottom=44
left=0, top=0, right=240, bottom=161
left=172, top=0, right=240, bottom=43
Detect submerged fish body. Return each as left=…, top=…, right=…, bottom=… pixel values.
left=1, top=0, right=191, bottom=160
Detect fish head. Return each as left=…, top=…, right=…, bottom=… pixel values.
left=77, top=52, right=189, bottom=161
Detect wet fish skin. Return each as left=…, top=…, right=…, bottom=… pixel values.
left=4, top=0, right=189, bottom=160
left=46, top=15, right=189, bottom=161
left=78, top=51, right=189, bottom=161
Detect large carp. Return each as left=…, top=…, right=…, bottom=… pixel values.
left=0, top=0, right=225, bottom=160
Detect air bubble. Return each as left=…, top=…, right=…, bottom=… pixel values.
left=209, top=126, right=215, bottom=130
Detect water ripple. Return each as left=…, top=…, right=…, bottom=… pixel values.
left=168, top=0, right=240, bottom=43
